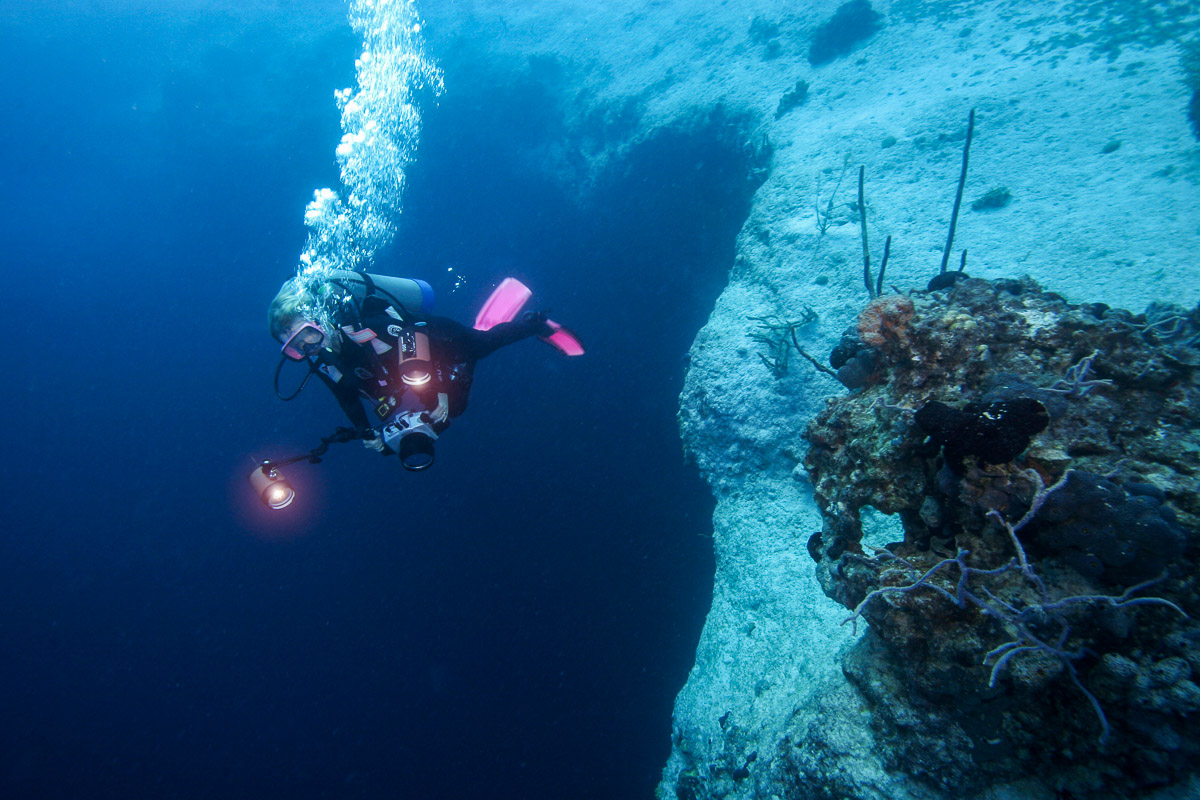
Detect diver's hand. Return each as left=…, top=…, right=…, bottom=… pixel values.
left=430, top=393, right=450, bottom=425
left=363, top=434, right=386, bottom=453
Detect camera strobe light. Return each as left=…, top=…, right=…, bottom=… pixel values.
left=249, top=463, right=296, bottom=510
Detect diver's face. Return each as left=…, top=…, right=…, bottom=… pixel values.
left=281, top=320, right=327, bottom=361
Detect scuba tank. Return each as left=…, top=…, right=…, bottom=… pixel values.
left=324, top=269, right=435, bottom=319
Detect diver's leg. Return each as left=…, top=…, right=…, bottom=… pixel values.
left=475, top=316, right=549, bottom=357
left=435, top=315, right=548, bottom=362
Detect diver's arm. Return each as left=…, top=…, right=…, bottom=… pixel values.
left=315, top=370, right=372, bottom=431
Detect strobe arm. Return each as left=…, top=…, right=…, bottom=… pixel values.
left=250, top=427, right=371, bottom=509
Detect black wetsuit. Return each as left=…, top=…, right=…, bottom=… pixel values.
left=313, top=303, right=547, bottom=432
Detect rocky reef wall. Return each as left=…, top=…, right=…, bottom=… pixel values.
left=803, top=277, right=1200, bottom=798
left=420, top=1, right=1200, bottom=797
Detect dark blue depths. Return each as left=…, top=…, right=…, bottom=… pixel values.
left=0, top=4, right=759, bottom=799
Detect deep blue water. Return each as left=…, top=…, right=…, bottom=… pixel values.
left=0, top=3, right=755, bottom=798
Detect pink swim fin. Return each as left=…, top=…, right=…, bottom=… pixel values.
left=474, top=278, right=532, bottom=331
left=474, top=277, right=585, bottom=356
left=540, top=320, right=585, bottom=356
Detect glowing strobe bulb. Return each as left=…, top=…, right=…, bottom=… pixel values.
left=267, top=485, right=293, bottom=508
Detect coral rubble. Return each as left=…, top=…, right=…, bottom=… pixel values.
left=804, top=276, right=1200, bottom=796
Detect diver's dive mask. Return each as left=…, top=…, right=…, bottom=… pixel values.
left=281, top=322, right=326, bottom=361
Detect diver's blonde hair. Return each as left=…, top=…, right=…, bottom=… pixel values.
left=268, top=279, right=315, bottom=341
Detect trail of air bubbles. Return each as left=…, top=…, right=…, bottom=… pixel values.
left=295, top=0, right=443, bottom=317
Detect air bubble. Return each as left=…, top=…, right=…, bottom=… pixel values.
left=295, top=0, right=444, bottom=330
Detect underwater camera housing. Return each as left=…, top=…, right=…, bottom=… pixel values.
left=382, top=410, right=438, bottom=471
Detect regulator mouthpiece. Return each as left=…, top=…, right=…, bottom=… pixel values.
left=249, top=462, right=296, bottom=510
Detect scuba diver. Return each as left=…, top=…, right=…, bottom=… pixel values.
left=269, top=270, right=584, bottom=471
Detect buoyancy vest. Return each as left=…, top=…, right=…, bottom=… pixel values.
left=337, top=307, right=438, bottom=422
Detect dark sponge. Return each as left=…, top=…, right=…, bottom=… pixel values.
left=829, top=327, right=864, bottom=369
left=927, top=271, right=971, bottom=292
left=829, top=327, right=880, bottom=390
left=1025, top=471, right=1187, bottom=585
left=916, top=398, right=1049, bottom=472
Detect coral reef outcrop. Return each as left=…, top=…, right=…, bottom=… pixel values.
left=805, top=276, right=1200, bottom=796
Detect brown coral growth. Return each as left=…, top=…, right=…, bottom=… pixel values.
left=856, top=295, right=914, bottom=349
